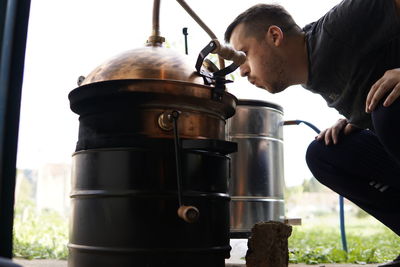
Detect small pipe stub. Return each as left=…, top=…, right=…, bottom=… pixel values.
left=157, top=110, right=181, bottom=131
left=177, top=205, right=200, bottom=223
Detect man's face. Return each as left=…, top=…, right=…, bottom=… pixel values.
left=230, top=23, right=287, bottom=93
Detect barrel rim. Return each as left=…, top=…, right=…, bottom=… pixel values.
left=237, top=99, right=283, bottom=112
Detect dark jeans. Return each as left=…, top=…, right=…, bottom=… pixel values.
left=306, top=99, right=400, bottom=236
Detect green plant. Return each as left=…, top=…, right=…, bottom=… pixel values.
left=289, top=217, right=400, bottom=264
left=13, top=201, right=68, bottom=260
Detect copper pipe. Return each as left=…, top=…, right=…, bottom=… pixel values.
left=218, top=56, right=225, bottom=69
left=176, top=0, right=226, bottom=68
left=148, top=0, right=165, bottom=46
left=176, top=0, right=245, bottom=69
left=176, top=0, right=217, bottom=40
left=152, top=0, right=161, bottom=37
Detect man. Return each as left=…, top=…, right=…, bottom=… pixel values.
left=225, top=0, right=400, bottom=266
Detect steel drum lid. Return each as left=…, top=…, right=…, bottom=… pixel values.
left=236, top=99, right=283, bottom=112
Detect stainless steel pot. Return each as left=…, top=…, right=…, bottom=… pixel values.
left=227, top=99, right=285, bottom=237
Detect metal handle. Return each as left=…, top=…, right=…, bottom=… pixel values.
left=169, top=110, right=200, bottom=223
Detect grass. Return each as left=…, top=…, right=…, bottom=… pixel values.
left=12, top=204, right=400, bottom=263
left=289, top=216, right=400, bottom=264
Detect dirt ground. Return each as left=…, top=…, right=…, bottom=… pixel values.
left=12, top=259, right=381, bottom=267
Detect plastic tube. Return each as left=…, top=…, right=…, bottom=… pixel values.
left=283, top=119, right=348, bottom=253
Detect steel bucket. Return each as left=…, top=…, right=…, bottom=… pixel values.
left=227, top=99, right=285, bottom=238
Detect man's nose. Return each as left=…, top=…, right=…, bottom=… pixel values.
left=239, top=63, right=250, bottom=77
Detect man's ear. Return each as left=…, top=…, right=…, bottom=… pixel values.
left=266, top=25, right=283, bottom=47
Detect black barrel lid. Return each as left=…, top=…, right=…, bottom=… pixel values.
left=237, top=99, right=283, bottom=112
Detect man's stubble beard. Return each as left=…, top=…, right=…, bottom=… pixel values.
left=263, top=51, right=288, bottom=94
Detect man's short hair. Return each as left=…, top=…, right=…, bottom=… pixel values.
left=224, top=4, right=301, bottom=43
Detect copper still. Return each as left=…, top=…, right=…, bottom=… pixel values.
left=68, top=1, right=245, bottom=266
left=71, top=45, right=237, bottom=142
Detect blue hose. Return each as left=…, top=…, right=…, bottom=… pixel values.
left=283, top=119, right=348, bottom=253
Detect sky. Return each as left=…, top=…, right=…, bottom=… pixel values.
left=18, top=0, right=343, bottom=186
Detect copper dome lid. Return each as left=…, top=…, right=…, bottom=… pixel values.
left=80, top=45, right=204, bottom=86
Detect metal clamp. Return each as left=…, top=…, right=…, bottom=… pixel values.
left=195, top=40, right=242, bottom=101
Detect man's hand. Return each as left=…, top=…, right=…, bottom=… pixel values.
left=366, top=68, right=400, bottom=113
left=316, top=118, right=359, bottom=145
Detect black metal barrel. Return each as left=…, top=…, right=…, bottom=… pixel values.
left=68, top=81, right=237, bottom=267
left=69, top=140, right=234, bottom=267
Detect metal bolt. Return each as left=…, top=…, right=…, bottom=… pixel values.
left=77, top=76, right=85, bottom=86
left=158, top=112, right=173, bottom=131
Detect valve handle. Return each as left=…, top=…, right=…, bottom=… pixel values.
left=177, top=205, right=200, bottom=223
left=211, top=39, right=246, bottom=66
left=170, top=111, right=200, bottom=223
